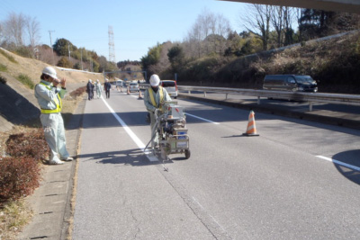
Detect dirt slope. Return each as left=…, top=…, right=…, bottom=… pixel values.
left=0, top=48, right=102, bottom=132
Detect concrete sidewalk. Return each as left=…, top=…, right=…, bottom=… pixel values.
left=17, top=98, right=86, bottom=240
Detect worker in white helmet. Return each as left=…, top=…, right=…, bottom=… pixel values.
left=143, top=74, right=171, bottom=147
left=34, top=66, right=74, bottom=165
left=95, top=79, right=102, bottom=98
left=104, top=78, right=112, bottom=98
left=86, top=79, right=94, bottom=100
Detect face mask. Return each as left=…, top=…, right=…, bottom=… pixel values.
left=151, top=86, right=159, bottom=93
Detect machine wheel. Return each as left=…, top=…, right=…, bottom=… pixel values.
left=185, top=149, right=191, bottom=159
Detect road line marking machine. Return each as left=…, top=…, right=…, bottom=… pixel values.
left=145, top=101, right=190, bottom=160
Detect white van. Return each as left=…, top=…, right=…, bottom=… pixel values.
left=115, top=80, right=124, bottom=87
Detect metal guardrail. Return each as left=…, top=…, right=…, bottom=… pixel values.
left=140, top=84, right=360, bottom=111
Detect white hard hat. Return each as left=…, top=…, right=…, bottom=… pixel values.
left=89, top=79, right=92, bottom=82
left=149, top=74, right=160, bottom=86
left=42, top=66, right=58, bottom=80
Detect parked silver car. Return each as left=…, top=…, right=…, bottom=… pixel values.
left=129, top=82, right=139, bottom=92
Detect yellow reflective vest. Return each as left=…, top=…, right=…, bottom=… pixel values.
left=38, top=82, right=62, bottom=114
left=148, top=86, right=164, bottom=108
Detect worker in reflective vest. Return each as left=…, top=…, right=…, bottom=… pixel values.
left=143, top=74, right=171, bottom=147
left=34, top=66, right=74, bottom=165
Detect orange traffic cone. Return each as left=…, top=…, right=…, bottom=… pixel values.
left=243, top=110, right=259, bottom=136
left=127, top=86, right=130, bottom=95
left=138, top=90, right=143, bottom=99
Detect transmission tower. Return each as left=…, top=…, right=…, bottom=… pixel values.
left=108, top=26, right=116, bottom=63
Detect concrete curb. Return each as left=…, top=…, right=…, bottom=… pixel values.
left=17, top=98, right=86, bottom=240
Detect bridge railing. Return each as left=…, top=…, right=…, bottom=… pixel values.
left=140, top=84, right=360, bottom=111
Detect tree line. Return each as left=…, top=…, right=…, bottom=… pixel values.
left=141, top=6, right=360, bottom=84
left=1, top=6, right=359, bottom=84
left=0, top=12, right=118, bottom=74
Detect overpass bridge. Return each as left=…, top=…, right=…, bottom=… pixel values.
left=221, top=0, right=360, bottom=13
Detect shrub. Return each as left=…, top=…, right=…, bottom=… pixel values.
left=70, top=86, right=86, bottom=98
left=6, top=129, right=49, bottom=161
left=16, top=74, right=34, bottom=89
left=0, top=63, right=7, bottom=72
left=0, top=156, right=40, bottom=201
left=57, top=57, right=72, bottom=68
left=14, top=46, right=32, bottom=58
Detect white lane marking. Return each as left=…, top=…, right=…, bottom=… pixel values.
left=101, top=97, right=158, bottom=162
left=186, top=113, right=220, bottom=125
left=192, top=197, right=226, bottom=232
left=316, top=155, right=360, bottom=172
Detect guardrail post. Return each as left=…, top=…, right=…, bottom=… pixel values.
left=204, top=91, right=207, bottom=97
left=226, top=93, right=228, bottom=100
left=309, top=102, right=313, bottom=112
left=257, top=96, right=260, bottom=105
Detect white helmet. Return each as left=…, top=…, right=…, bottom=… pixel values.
left=42, top=66, right=58, bottom=80
left=149, top=74, right=160, bottom=86
left=89, top=79, right=92, bottom=82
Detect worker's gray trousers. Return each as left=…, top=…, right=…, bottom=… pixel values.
left=149, top=111, right=159, bottom=147
left=40, top=112, right=70, bottom=161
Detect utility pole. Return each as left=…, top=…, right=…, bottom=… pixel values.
left=48, top=30, right=55, bottom=65
left=81, top=48, right=83, bottom=70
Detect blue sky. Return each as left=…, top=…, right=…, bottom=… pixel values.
left=1, top=0, right=250, bottom=61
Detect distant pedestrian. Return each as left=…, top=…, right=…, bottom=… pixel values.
left=95, top=79, right=102, bottom=98
left=34, top=66, right=74, bottom=165
left=104, top=79, right=112, bottom=98
left=86, top=79, right=94, bottom=100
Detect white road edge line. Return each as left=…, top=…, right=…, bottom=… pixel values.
left=186, top=113, right=220, bottom=125
left=316, top=155, right=360, bottom=172
left=101, top=97, right=158, bottom=162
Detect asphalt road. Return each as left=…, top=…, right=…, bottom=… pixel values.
left=72, top=90, right=360, bottom=240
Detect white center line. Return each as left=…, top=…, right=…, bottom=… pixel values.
left=101, top=97, right=158, bottom=162
left=186, top=113, right=220, bottom=125
left=316, top=155, right=360, bottom=172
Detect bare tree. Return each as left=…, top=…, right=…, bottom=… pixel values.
left=272, top=6, right=284, bottom=47
left=3, top=12, right=26, bottom=46
left=186, top=21, right=203, bottom=58
left=283, top=7, right=296, bottom=45
left=209, top=14, right=231, bottom=55
left=241, top=4, right=273, bottom=51
left=186, top=9, right=232, bottom=57
left=25, top=15, right=41, bottom=55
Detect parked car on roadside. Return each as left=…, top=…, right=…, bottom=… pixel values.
left=161, top=80, right=178, bottom=98
left=263, top=75, right=318, bottom=92
left=129, top=82, right=139, bottom=92
left=115, top=80, right=124, bottom=87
